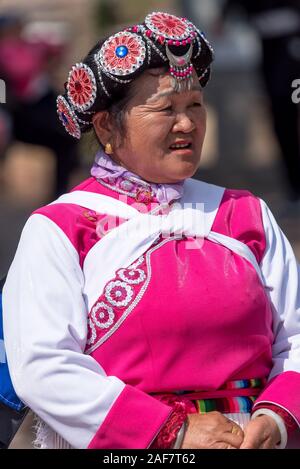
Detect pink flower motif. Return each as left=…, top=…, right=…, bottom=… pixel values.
left=67, top=63, right=96, bottom=111
left=110, top=285, right=128, bottom=302
left=105, top=280, right=134, bottom=307
left=145, top=12, right=190, bottom=40
left=118, top=268, right=146, bottom=285
left=56, top=95, right=81, bottom=139
left=100, top=32, right=146, bottom=75
left=91, top=302, right=115, bottom=329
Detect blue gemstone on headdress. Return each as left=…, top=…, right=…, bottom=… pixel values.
left=116, top=45, right=128, bottom=58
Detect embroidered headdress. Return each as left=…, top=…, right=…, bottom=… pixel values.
left=57, top=11, right=214, bottom=139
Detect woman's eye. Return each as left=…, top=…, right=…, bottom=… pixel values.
left=161, top=106, right=172, bottom=112
left=192, top=102, right=202, bottom=107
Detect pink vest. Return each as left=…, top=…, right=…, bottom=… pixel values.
left=34, top=177, right=273, bottom=394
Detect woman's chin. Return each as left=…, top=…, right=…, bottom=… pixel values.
left=168, top=161, right=200, bottom=182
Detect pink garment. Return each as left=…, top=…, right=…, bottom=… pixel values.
left=34, top=176, right=299, bottom=448
left=35, top=176, right=272, bottom=388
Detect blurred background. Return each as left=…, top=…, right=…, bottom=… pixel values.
left=0, top=0, right=299, bottom=449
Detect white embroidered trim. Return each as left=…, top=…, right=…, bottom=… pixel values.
left=85, top=237, right=180, bottom=354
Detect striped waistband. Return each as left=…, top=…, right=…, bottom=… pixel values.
left=152, top=378, right=266, bottom=414
left=183, top=378, right=265, bottom=414
left=196, top=395, right=256, bottom=414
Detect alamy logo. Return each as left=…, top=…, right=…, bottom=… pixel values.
left=291, top=79, right=300, bottom=104
left=0, top=79, right=6, bottom=103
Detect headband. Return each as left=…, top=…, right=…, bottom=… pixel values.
left=57, top=11, right=214, bottom=139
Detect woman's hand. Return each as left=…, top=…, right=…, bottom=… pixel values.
left=240, top=415, right=281, bottom=449
left=181, top=411, right=244, bottom=449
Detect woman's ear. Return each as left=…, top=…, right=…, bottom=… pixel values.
left=92, top=111, right=112, bottom=146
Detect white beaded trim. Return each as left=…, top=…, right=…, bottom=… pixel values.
left=86, top=318, right=97, bottom=345
left=76, top=115, right=91, bottom=126
left=194, top=34, right=202, bottom=59
left=198, top=28, right=214, bottom=57
left=93, top=57, right=111, bottom=98
left=99, top=66, right=133, bottom=84
left=198, top=67, right=209, bottom=84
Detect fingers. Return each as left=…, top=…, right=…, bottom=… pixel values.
left=230, top=425, right=243, bottom=436
left=240, top=439, right=274, bottom=449
left=224, top=431, right=244, bottom=448
left=240, top=427, right=266, bottom=449
left=219, top=423, right=244, bottom=448
left=240, top=428, right=262, bottom=449
left=240, top=417, right=279, bottom=449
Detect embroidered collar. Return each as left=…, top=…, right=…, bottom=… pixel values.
left=90, top=149, right=185, bottom=204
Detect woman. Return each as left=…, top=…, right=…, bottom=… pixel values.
left=2, top=11, right=300, bottom=449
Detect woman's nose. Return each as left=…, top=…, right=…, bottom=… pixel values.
left=172, top=113, right=195, bottom=133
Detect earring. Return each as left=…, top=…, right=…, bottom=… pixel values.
left=105, top=142, right=113, bottom=155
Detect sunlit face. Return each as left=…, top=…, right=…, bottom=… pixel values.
left=111, top=69, right=207, bottom=184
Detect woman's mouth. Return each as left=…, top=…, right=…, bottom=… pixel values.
left=169, top=141, right=193, bottom=153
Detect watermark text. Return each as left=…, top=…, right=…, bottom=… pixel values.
left=0, top=79, right=6, bottom=103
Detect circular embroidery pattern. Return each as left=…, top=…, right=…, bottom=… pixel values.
left=86, top=318, right=97, bottom=345
left=145, top=12, right=191, bottom=41
left=91, top=302, right=115, bottom=329
left=105, top=280, right=134, bottom=307
left=67, top=63, right=97, bottom=112
left=56, top=95, right=81, bottom=139
left=98, top=31, right=146, bottom=76
left=118, top=268, right=146, bottom=285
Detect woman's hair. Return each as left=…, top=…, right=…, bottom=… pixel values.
left=57, top=12, right=214, bottom=140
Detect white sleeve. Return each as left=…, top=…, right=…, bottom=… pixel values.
left=2, top=214, right=125, bottom=448
left=259, top=199, right=300, bottom=378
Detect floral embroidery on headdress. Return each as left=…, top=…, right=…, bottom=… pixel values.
left=141, top=12, right=198, bottom=92
left=96, top=31, right=146, bottom=77
left=56, top=95, right=81, bottom=139
left=67, top=63, right=97, bottom=112
left=145, top=12, right=195, bottom=43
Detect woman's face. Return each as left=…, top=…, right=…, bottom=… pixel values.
left=111, top=69, right=207, bottom=184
